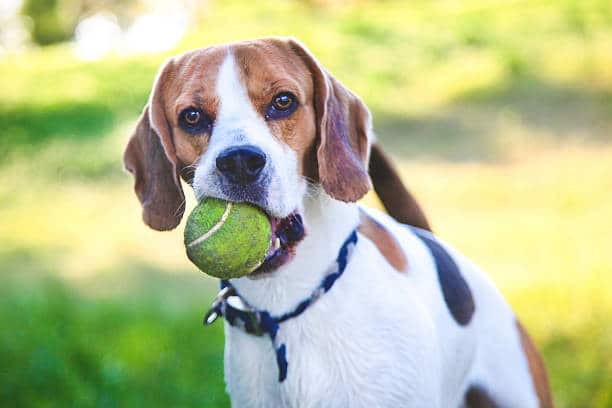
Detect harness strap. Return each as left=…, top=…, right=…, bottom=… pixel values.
left=204, top=229, right=359, bottom=382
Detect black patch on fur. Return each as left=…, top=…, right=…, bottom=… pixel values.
left=411, top=227, right=475, bottom=326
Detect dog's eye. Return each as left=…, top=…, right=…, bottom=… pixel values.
left=266, top=92, right=298, bottom=120
left=184, top=110, right=200, bottom=125
left=179, top=107, right=212, bottom=134
left=273, top=93, right=294, bottom=110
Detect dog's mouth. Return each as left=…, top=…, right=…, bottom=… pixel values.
left=250, top=211, right=305, bottom=278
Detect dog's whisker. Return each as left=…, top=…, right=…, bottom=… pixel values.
left=174, top=197, right=187, bottom=217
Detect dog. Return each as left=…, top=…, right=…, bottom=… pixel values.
left=124, top=37, right=552, bottom=407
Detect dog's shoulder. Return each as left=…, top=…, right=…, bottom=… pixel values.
left=358, top=206, right=476, bottom=326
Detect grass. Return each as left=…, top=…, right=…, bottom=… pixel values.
left=0, top=277, right=227, bottom=407
left=1, top=0, right=611, bottom=406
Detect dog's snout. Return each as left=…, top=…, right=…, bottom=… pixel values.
left=216, top=145, right=267, bottom=185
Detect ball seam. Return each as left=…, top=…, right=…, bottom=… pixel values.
left=186, top=201, right=233, bottom=247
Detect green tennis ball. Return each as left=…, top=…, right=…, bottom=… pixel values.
left=184, top=197, right=272, bottom=279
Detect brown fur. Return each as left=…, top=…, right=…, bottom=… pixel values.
left=124, top=37, right=429, bottom=232
left=358, top=210, right=407, bottom=272
left=233, top=40, right=319, bottom=180
left=124, top=107, right=185, bottom=231
left=123, top=56, right=186, bottom=231
left=369, top=143, right=432, bottom=231
left=286, top=39, right=372, bottom=202
left=123, top=50, right=228, bottom=230
left=517, top=320, right=554, bottom=408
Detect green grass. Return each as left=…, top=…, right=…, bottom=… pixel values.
left=0, top=277, right=227, bottom=407
left=1, top=0, right=612, bottom=406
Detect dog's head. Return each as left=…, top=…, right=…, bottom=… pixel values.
left=124, top=37, right=372, bottom=271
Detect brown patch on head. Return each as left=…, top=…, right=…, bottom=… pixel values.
left=516, top=320, right=554, bottom=408
left=358, top=210, right=408, bottom=272
left=230, top=38, right=372, bottom=201
left=231, top=39, right=319, bottom=180
left=162, top=47, right=227, bottom=168
left=123, top=47, right=227, bottom=230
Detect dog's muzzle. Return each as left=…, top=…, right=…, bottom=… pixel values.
left=216, top=145, right=266, bottom=185
left=213, top=144, right=271, bottom=207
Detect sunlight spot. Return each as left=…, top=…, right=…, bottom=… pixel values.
left=0, top=0, right=30, bottom=56
left=74, top=13, right=121, bottom=61
left=123, top=8, right=188, bottom=54
left=74, top=5, right=189, bottom=61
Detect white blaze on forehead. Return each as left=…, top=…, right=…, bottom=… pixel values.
left=193, top=50, right=306, bottom=218
left=215, top=51, right=260, bottom=126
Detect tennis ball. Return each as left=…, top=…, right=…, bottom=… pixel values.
left=184, top=197, right=272, bottom=279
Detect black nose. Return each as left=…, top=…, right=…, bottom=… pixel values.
left=216, top=145, right=267, bottom=185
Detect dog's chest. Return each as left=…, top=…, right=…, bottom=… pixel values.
left=223, top=257, right=443, bottom=408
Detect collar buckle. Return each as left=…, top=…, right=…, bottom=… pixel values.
left=203, top=286, right=233, bottom=325
left=202, top=229, right=358, bottom=383
left=203, top=286, right=266, bottom=336
left=224, top=294, right=266, bottom=336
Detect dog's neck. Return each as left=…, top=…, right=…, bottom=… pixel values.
left=231, top=190, right=360, bottom=316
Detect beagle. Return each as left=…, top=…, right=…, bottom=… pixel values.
left=124, top=37, right=552, bottom=407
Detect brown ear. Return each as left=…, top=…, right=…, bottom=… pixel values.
left=288, top=39, right=372, bottom=202
left=123, top=60, right=185, bottom=231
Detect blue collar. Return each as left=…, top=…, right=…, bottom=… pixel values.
left=203, top=229, right=359, bottom=382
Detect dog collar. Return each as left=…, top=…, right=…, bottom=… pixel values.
left=203, top=229, right=359, bottom=382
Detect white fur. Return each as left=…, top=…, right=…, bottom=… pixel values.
left=193, top=52, right=305, bottom=218
left=223, top=198, right=540, bottom=408
left=190, top=50, right=542, bottom=408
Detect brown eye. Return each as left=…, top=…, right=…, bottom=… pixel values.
left=273, top=93, right=294, bottom=110
left=179, top=107, right=212, bottom=134
left=266, top=92, right=298, bottom=120
left=184, top=110, right=200, bottom=125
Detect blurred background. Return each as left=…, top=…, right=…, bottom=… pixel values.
left=1, top=0, right=611, bottom=406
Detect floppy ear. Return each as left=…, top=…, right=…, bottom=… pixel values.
left=123, top=59, right=185, bottom=231
left=288, top=39, right=372, bottom=202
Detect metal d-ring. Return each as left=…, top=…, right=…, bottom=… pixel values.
left=203, top=286, right=234, bottom=325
